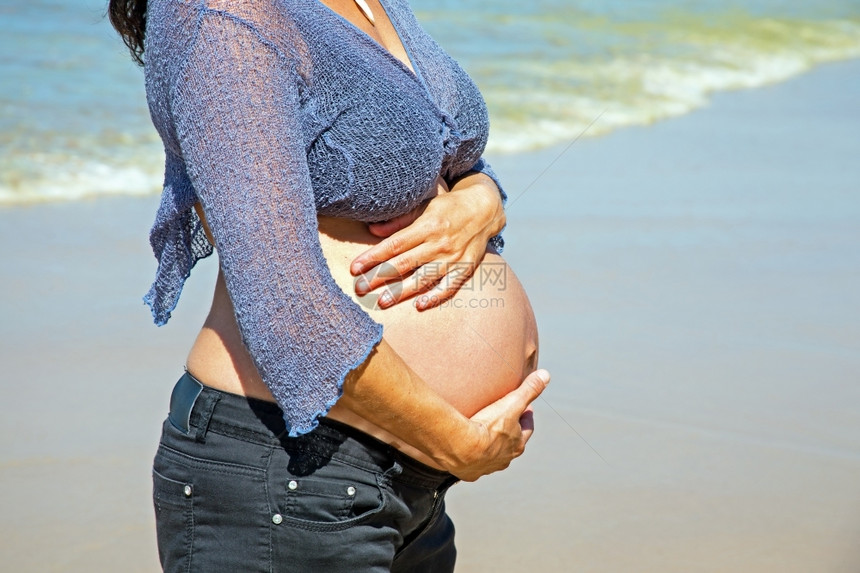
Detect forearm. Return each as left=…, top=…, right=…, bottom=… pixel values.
left=338, top=338, right=478, bottom=470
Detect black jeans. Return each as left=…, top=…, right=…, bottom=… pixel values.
left=153, top=373, right=458, bottom=572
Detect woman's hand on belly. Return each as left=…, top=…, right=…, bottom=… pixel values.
left=350, top=172, right=505, bottom=310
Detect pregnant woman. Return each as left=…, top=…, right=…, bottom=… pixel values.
left=109, top=0, right=546, bottom=571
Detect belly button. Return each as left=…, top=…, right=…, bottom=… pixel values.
left=525, top=347, right=539, bottom=374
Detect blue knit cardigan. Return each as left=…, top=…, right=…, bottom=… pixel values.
left=142, top=0, right=505, bottom=435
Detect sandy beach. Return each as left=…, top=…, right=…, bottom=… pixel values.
left=2, top=58, right=859, bottom=572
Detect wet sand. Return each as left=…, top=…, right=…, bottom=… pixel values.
left=2, top=60, right=859, bottom=571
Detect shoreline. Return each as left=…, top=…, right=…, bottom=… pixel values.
left=3, top=54, right=860, bottom=209
left=2, top=59, right=859, bottom=571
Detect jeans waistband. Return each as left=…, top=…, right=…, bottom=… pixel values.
left=168, top=371, right=457, bottom=490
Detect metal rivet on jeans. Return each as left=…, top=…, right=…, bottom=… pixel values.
left=346, top=486, right=356, bottom=496
left=272, top=514, right=283, bottom=525
left=183, top=485, right=192, bottom=497
left=288, top=480, right=298, bottom=490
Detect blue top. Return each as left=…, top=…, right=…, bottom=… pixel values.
left=142, top=0, right=505, bottom=436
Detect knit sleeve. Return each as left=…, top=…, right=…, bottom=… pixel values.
left=170, top=11, right=382, bottom=436
left=469, top=157, right=506, bottom=252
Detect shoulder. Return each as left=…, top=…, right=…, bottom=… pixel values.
left=200, top=0, right=297, bottom=28
left=197, top=0, right=302, bottom=44
left=177, top=0, right=312, bottom=77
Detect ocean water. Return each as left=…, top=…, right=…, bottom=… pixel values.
left=2, top=0, right=859, bottom=205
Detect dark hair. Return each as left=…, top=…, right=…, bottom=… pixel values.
left=108, top=0, right=148, bottom=66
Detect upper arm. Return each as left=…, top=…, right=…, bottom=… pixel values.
left=169, top=11, right=382, bottom=435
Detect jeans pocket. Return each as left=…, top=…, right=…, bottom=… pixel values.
left=152, top=467, right=194, bottom=571
left=279, top=461, right=387, bottom=532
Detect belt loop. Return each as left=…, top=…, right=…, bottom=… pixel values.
left=384, top=460, right=404, bottom=481
left=192, top=390, right=221, bottom=443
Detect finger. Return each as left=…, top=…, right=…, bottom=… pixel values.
left=510, top=369, right=550, bottom=412
left=468, top=370, right=549, bottom=427
left=357, top=244, right=445, bottom=296
left=351, top=226, right=426, bottom=276
left=414, top=262, right=477, bottom=310
left=366, top=208, right=423, bottom=239
left=375, top=263, right=446, bottom=308
left=519, top=407, right=535, bottom=443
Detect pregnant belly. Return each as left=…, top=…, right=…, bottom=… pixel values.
left=318, top=217, right=539, bottom=418
left=187, top=210, right=538, bottom=468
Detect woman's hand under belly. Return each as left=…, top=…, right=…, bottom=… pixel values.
left=317, top=217, right=539, bottom=418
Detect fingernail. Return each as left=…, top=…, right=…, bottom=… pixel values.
left=378, top=290, right=393, bottom=308
left=355, top=277, right=369, bottom=295
left=535, top=369, right=550, bottom=384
